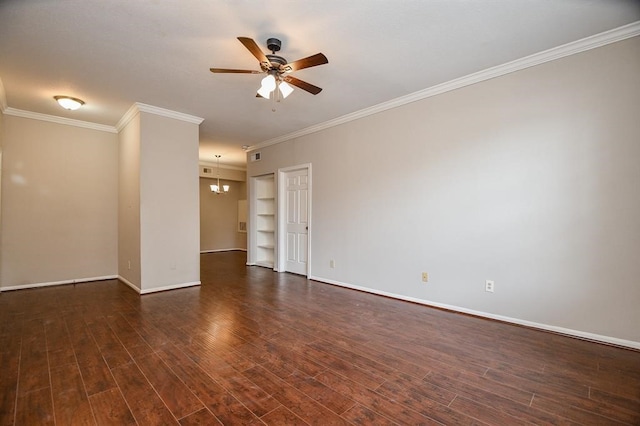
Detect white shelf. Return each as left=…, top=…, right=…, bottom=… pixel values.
left=252, top=174, right=276, bottom=270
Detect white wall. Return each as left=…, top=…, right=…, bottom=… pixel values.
left=247, top=37, right=640, bottom=345
left=200, top=178, right=247, bottom=252
left=1, top=115, right=118, bottom=289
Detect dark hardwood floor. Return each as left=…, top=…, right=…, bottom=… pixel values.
left=1, top=251, right=639, bottom=425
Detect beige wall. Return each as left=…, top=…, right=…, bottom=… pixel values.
left=1, top=115, right=118, bottom=289
left=1, top=105, right=201, bottom=293
left=200, top=178, right=247, bottom=252
left=138, top=111, right=201, bottom=293
left=117, top=113, right=141, bottom=289
left=247, top=37, right=640, bottom=345
left=118, top=108, right=201, bottom=293
left=0, top=111, right=4, bottom=283
left=199, top=164, right=246, bottom=181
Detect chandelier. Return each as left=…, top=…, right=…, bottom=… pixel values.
left=210, top=155, right=230, bottom=194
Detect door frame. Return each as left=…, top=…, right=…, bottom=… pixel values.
left=277, top=163, right=312, bottom=277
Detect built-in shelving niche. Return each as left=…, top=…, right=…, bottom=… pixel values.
left=251, top=174, right=275, bottom=268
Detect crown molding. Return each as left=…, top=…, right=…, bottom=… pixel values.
left=2, top=107, right=118, bottom=133
left=2, top=100, right=205, bottom=134
left=115, top=103, right=139, bottom=131
left=116, top=102, right=204, bottom=131
left=136, top=102, right=204, bottom=124
left=0, top=77, right=7, bottom=112
left=251, top=21, right=640, bottom=151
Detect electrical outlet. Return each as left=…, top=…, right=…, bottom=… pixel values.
left=422, top=272, right=429, bottom=282
left=330, top=260, right=335, bottom=268
left=128, top=260, right=131, bottom=270
left=485, top=280, right=495, bottom=292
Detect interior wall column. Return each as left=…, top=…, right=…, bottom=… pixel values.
left=117, top=103, right=203, bottom=294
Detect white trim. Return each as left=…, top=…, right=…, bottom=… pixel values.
left=308, top=275, right=640, bottom=351
left=0, top=77, right=7, bottom=112
left=139, top=281, right=201, bottom=295
left=201, top=248, right=247, bottom=253
left=136, top=103, right=204, bottom=125
left=250, top=21, right=640, bottom=152
left=116, top=102, right=204, bottom=131
left=117, top=275, right=140, bottom=293
left=2, top=107, right=117, bottom=133
left=115, top=103, right=140, bottom=131
left=116, top=104, right=141, bottom=130
left=0, top=275, right=118, bottom=292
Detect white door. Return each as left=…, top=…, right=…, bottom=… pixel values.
left=283, top=168, right=309, bottom=275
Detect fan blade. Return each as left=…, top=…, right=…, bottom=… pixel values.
left=210, top=68, right=262, bottom=74
left=283, top=53, right=328, bottom=73
left=237, top=37, right=272, bottom=68
left=283, top=75, right=322, bottom=95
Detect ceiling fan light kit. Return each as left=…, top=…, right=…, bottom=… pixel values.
left=257, top=73, right=277, bottom=98
left=210, top=36, right=328, bottom=111
left=278, top=81, right=294, bottom=98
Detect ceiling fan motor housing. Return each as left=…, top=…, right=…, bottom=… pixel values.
left=266, top=55, right=287, bottom=66
left=266, top=38, right=282, bottom=53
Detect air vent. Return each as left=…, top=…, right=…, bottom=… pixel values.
left=250, top=152, right=261, bottom=162
left=203, top=167, right=212, bottom=174
left=238, top=221, right=247, bottom=232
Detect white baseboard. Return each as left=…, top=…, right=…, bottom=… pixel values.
left=117, top=275, right=140, bottom=293
left=201, top=248, right=247, bottom=253
left=0, top=275, right=118, bottom=292
left=115, top=277, right=202, bottom=295
left=139, top=281, right=201, bottom=295
left=2, top=275, right=202, bottom=296
left=309, top=275, right=640, bottom=351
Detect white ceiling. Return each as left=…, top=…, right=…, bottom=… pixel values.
left=1, top=1, right=638, bottom=167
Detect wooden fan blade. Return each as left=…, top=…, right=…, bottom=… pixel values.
left=237, top=37, right=272, bottom=67
left=283, top=75, right=322, bottom=95
left=210, top=68, right=262, bottom=74
left=283, top=53, right=328, bottom=73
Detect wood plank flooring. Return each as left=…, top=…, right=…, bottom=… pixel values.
left=1, top=251, right=639, bottom=425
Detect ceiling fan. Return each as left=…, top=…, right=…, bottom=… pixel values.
left=210, top=37, right=328, bottom=101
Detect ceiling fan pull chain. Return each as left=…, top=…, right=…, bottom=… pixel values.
left=276, top=80, right=282, bottom=104
left=271, top=87, right=277, bottom=112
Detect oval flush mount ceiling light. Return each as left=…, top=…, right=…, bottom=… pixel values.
left=54, top=95, right=85, bottom=110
